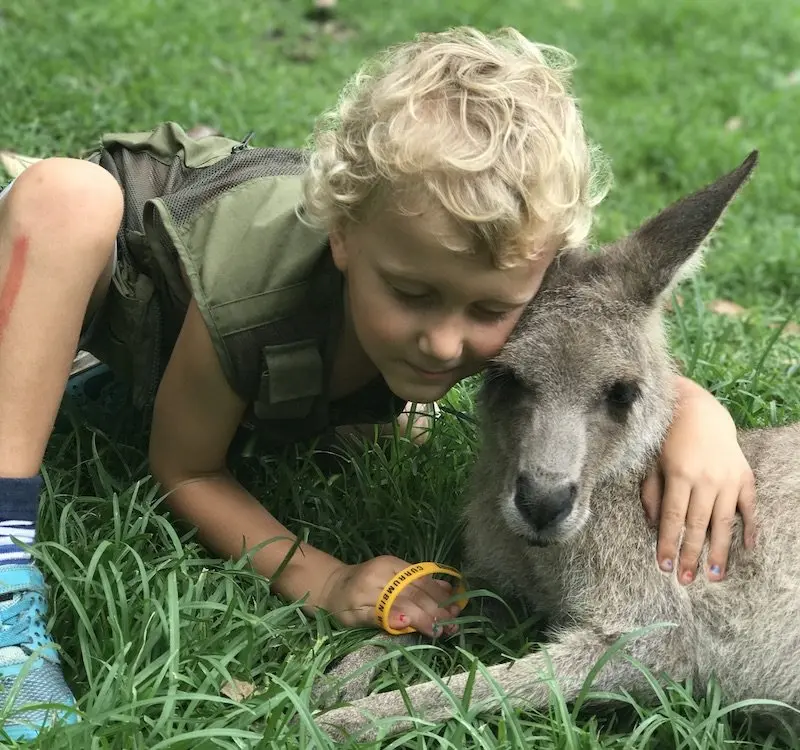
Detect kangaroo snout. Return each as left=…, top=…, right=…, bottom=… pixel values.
left=514, top=472, right=576, bottom=533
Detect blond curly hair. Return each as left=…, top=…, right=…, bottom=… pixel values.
left=300, top=26, right=610, bottom=268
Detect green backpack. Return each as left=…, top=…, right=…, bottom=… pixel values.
left=83, top=121, right=404, bottom=452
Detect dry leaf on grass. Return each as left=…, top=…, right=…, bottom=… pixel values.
left=220, top=679, right=256, bottom=702
left=0, top=151, right=42, bottom=179
left=780, top=69, right=800, bottom=87
left=707, top=299, right=747, bottom=316
left=706, top=299, right=799, bottom=338
left=769, top=320, right=800, bottom=337
left=724, top=116, right=743, bottom=132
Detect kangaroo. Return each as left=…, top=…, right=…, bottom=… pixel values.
left=316, top=151, right=800, bottom=741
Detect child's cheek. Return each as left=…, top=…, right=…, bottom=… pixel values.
left=356, top=294, right=413, bottom=351
left=469, top=317, right=523, bottom=361
left=371, top=306, right=414, bottom=348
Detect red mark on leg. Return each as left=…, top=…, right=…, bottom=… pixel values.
left=0, top=234, right=29, bottom=343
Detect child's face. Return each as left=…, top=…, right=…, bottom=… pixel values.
left=330, top=207, right=555, bottom=403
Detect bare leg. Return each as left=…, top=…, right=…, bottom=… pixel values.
left=317, top=627, right=683, bottom=741
left=0, top=157, right=123, bottom=477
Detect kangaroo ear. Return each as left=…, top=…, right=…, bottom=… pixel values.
left=619, top=151, right=758, bottom=305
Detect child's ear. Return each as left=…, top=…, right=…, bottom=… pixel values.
left=329, top=227, right=349, bottom=273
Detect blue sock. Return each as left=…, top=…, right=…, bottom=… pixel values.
left=0, top=475, right=41, bottom=566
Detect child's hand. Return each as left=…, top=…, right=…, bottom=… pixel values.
left=641, top=377, right=756, bottom=584
left=319, top=556, right=462, bottom=637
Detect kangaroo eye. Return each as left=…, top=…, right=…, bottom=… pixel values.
left=605, top=380, right=640, bottom=409
left=486, top=366, right=530, bottom=399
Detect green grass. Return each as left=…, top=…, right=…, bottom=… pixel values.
left=1, top=0, right=799, bottom=746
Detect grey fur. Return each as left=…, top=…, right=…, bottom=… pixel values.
left=316, top=152, right=800, bottom=741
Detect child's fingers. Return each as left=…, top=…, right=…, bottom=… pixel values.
left=678, top=485, right=716, bottom=583
left=640, top=467, right=663, bottom=526
left=706, top=487, right=740, bottom=581
left=409, top=576, right=454, bottom=607
left=390, top=578, right=461, bottom=635
left=385, top=607, right=413, bottom=633
left=423, top=578, right=466, bottom=619
left=432, top=579, right=466, bottom=620
left=390, top=593, right=456, bottom=638
left=737, top=475, right=757, bottom=549
left=656, top=476, right=691, bottom=575
left=373, top=563, right=465, bottom=636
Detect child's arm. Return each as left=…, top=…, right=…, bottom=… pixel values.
left=641, top=375, right=757, bottom=584
left=148, top=301, right=460, bottom=637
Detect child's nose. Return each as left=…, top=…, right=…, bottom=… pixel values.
left=418, top=319, right=464, bottom=364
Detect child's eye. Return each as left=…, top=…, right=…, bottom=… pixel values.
left=390, top=285, right=433, bottom=306
left=471, top=306, right=512, bottom=323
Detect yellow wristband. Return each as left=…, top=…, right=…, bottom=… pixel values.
left=375, top=561, right=468, bottom=635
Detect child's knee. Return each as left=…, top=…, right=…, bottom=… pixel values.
left=4, top=157, right=123, bottom=267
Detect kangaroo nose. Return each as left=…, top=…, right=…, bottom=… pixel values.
left=514, top=473, right=576, bottom=532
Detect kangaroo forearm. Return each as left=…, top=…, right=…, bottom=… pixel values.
left=159, top=471, right=345, bottom=608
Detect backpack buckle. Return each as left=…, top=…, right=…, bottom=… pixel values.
left=231, top=131, right=255, bottom=154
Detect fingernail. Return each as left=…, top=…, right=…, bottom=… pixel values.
left=709, top=564, right=721, bottom=578
left=432, top=622, right=440, bottom=636
left=659, top=559, right=673, bottom=573
left=681, top=570, right=694, bottom=585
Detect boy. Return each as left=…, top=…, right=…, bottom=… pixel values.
left=0, top=27, right=755, bottom=739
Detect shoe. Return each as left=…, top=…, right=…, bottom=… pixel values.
left=57, top=360, right=129, bottom=435
left=64, top=360, right=116, bottom=409
left=0, top=565, right=78, bottom=741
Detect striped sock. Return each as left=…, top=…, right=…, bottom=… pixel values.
left=0, top=475, right=41, bottom=567
left=0, top=520, right=35, bottom=565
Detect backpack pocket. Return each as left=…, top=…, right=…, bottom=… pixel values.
left=83, top=235, right=163, bottom=414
